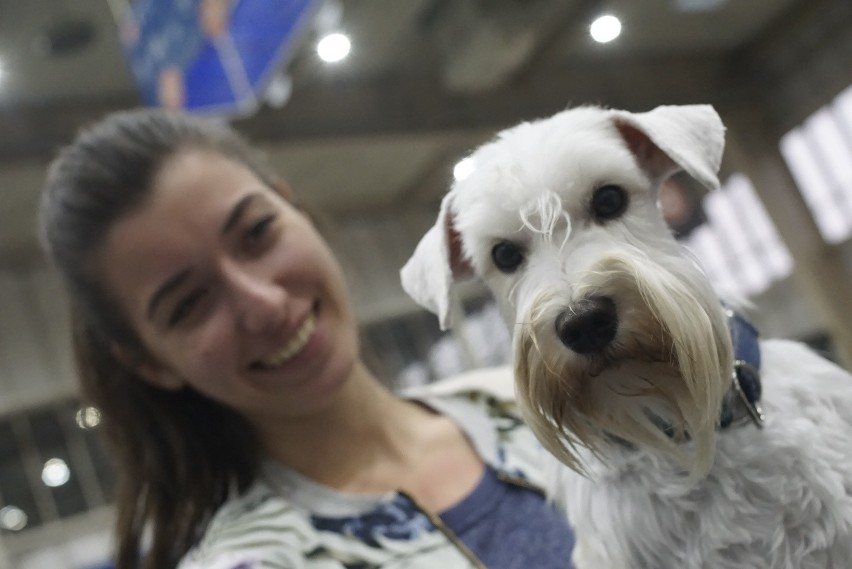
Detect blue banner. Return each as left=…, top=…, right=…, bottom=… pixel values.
left=119, top=0, right=320, bottom=116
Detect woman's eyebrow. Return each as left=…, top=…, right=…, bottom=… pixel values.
left=147, top=269, right=191, bottom=321
left=221, top=192, right=261, bottom=236
left=146, top=192, right=264, bottom=321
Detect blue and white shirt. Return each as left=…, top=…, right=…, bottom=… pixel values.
left=177, top=367, right=574, bottom=569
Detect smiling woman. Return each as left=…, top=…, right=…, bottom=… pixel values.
left=39, top=109, right=575, bottom=569
left=96, top=147, right=361, bottom=417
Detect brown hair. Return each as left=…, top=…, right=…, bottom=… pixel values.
left=39, top=109, right=284, bottom=569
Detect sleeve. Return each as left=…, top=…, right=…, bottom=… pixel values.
left=177, top=551, right=280, bottom=569
left=176, top=487, right=320, bottom=569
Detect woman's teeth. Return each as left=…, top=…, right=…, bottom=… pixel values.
left=259, top=314, right=316, bottom=368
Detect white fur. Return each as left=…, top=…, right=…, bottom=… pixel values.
left=551, top=340, right=852, bottom=569
left=401, top=104, right=852, bottom=568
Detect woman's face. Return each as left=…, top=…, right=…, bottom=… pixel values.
left=98, top=149, right=360, bottom=421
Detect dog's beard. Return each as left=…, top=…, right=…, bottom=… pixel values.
left=513, top=252, right=733, bottom=478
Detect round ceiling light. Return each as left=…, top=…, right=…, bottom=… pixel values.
left=75, top=405, right=102, bottom=429
left=317, top=32, right=351, bottom=63
left=0, top=506, right=27, bottom=531
left=590, top=15, right=622, bottom=44
left=42, top=458, right=71, bottom=487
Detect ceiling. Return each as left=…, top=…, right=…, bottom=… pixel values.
left=0, top=0, right=836, bottom=265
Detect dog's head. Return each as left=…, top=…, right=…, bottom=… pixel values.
left=401, top=104, right=732, bottom=477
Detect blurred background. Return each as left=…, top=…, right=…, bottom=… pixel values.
left=0, top=0, right=851, bottom=567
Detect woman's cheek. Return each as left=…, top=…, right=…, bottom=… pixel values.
left=188, top=310, right=237, bottom=377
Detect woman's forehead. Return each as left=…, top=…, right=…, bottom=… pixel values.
left=164, top=148, right=289, bottom=203
left=97, top=153, right=273, bottom=313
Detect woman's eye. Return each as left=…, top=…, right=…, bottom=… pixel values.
left=491, top=241, right=524, bottom=273
left=169, top=290, right=206, bottom=327
left=243, top=215, right=277, bottom=248
left=591, top=185, right=629, bottom=221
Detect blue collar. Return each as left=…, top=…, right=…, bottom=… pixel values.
left=609, top=309, right=766, bottom=448
left=636, top=310, right=765, bottom=442
left=719, top=310, right=765, bottom=430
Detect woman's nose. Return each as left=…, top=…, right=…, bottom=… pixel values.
left=223, top=262, right=288, bottom=334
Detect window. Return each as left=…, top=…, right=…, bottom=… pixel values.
left=780, top=84, right=852, bottom=244
left=682, top=174, right=793, bottom=298
left=0, top=400, right=112, bottom=535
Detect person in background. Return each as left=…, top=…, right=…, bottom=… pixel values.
left=39, top=109, right=576, bottom=569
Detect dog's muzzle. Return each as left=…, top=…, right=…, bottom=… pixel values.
left=554, top=296, right=618, bottom=354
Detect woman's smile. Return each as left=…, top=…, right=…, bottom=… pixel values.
left=252, top=305, right=319, bottom=370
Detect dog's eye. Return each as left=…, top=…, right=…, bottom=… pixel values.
left=491, top=241, right=524, bottom=273
left=591, top=185, right=629, bottom=220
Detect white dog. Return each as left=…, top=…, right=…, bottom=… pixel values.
left=401, top=104, right=852, bottom=568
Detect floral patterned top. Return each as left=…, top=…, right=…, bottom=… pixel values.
left=177, top=367, right=554, bottom=569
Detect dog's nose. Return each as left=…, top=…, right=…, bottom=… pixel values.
left=555, top=297, right=618, bottom=354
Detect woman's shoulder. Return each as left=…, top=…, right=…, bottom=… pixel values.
left=177, top=367, right=540, bottom=569
left=177, top=481, right=317, bottom=569
left=176, top=477, right=481, bottom=569
left=403, top=365, right=526, bottom=433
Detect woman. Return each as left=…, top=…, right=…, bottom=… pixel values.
left=39, top=109, right=575, bottom=569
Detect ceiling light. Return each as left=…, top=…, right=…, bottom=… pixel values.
left=590, top=15, right=622, bottom=44
left=0, top=506, right=27, bottom=531
left=75, top=405, right=101, bottom=429
left=42, top=458, right=71, bottom=488
left=453, top=157, right=476, bottom=181
left=317, top=32, right=351, bottom=63
left=264, top=73, right=293, bottom=108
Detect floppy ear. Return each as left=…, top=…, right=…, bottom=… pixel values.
left=400, top=192, right=471, bottom=330
left=612, top=104, right=725, bottom=191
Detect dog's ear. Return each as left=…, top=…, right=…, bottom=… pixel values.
left=401, top=192, right=472, bottom=330
left=612, top=105, right=725, bottom=191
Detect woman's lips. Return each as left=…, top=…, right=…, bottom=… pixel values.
left=253, top=311, right=317, bottom=370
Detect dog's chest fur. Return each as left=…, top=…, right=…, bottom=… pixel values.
left=548, top=339, right=852, bottom=569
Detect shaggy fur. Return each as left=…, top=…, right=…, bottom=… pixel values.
left=401, top=104, right=852, bottom=568
left=550, top=340, right=852, bottom=569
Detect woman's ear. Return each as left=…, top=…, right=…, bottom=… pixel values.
left=111, top=344, right=185, bottom=391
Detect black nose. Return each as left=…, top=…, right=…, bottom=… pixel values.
left=555, top=297, right=618, bottom=354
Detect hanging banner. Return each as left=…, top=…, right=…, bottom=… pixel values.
left=118, top=0, right=320, bottom=116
